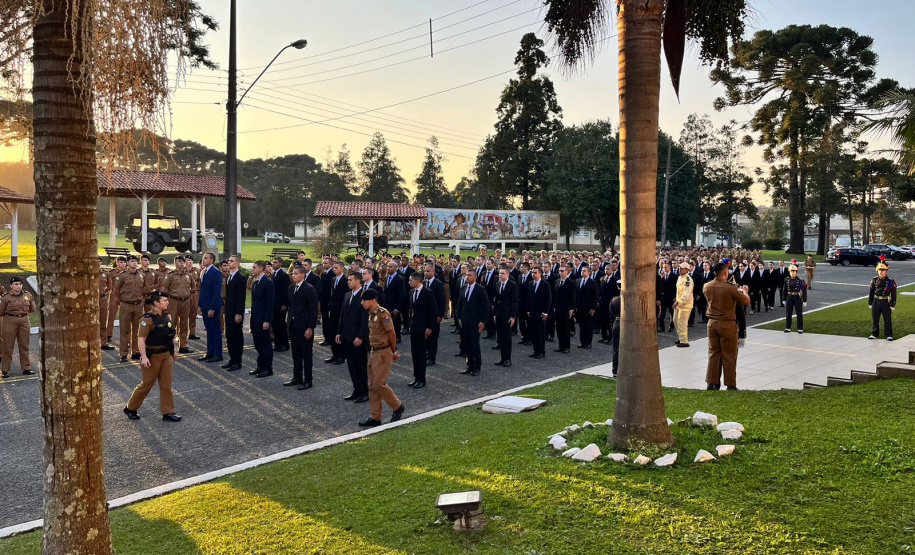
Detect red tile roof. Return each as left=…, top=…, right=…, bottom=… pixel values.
left=0, top=185, right=33, bottom=204
left=98, top=169, right=256, bottom=200
left=314, top=201, right=426, bottom=220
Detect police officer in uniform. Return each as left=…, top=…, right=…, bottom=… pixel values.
left=868, top=263, right=897, bottom=341
left=114, top=255, right=148, bottom=361
left=186, top=256, right=201, bottom=340
left=609, top=286, right=621, bottom=378
left=123, top=291, right=181, bottom=422
left=106, top=256, right=126, bottom=343
left=673, top=262, right=694, bottom=347
left=0, top=277, right=36, bottom=377
left=99, top=266, right=114, bottom=350
left=784, top=264, right=807, bottom=334
left=163, top=255, right=194, bottom=353
left=358, top=288, right=405, bottom=427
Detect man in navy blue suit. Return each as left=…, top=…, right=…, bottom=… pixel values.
left=527, top=266, right=552, bottom=359
left=456, top=266, right=489, bottom=376
left=249, top=261, right=275, bottom=378
left=197, top=252, right=224, bottom=362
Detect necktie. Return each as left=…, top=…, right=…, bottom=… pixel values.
left=387, top=276, right=392, bottom=287
left=466, top=285, right=472, bottom=300
left=500, top=282, right=504, bottom=295
left=294, top=284, right=300, bottom=296
left=534, top=281, right=538, bottom=293
left=413, top=289, right=419, bottom=304
left=581, top=279, right=585, bottom=289
left=426, top=279, right=432, bottom=288
left=560, top=279, right=564, bottom=288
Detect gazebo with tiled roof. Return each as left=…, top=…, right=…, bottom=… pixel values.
left=98, top=169, right=256, bottom=254
left=0, top=184, right=35, bottom=265
left=314, top=201, right=427, bottom=256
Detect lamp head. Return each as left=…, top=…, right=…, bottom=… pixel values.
left=291, top=39, right=308, bottom=49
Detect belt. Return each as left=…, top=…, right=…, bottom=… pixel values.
left=874, top=296, right=890, bottom=300
left=100, top=294, right=107, bottom=298
left=371, top=345, right=391, bottom=352
left=122, top=300, right=142, bottom=305
left=6, top=313, right=26, bottom=318
left=146, top=346, right=170, bottom=355
left=788, top=292, right=800, bottom=296
left=707, top=317, right=736, bottom=322
left=171, top=296, right=189, bottom=301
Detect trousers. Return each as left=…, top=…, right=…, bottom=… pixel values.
left=785, top=296, right=803, bottom=331
left=674, top=307, right=691, bottom=344
left=2, top=315, right=31, bottom=373
left=119, top=302, right=143, bottom=356
left=368, top=349, right=401, bottom=420
left=126, top=352, right=175, bottom=414
left=871, top=299, right=893, bottom=338
left=706, top=319, right=738, bottom=387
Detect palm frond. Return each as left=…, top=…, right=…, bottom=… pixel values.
left=542, top=0, right=612, bottom=74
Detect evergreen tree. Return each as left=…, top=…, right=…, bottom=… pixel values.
left=330, top=144, right=358, bottom=195
left=358, top=132, right=408, bottom=203
left=414, top=137, right=451, bottom=207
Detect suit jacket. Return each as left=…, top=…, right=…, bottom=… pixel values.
left=287, top=281, right=318, bottom=331
left=339, top=289, right=369, bottom=342
left=408, top=286, right=437, bottom=334
left=425, top=277, right=447, bottom=319
left=198, top=265, right=224, bottom=311
left=575, top=277, right=600, bottom=312
left=449, top=268, right=463, bottom=300
left=456, top=283, right=489, bottom=326
left=528, top=278, right=552, bottom=317
left=362, top=281, right=385, bottom=307
left=481, top=269, right=498, bottom=301
left=319, top=269, right=334, bottom=305
left=735, top=269, right=751, bottom=288
left=656, top=272, right=677, bottom=302
left=272, top=268, right=291, bottom=310
left=748, top=269, right=763, bottom=291
left=304, top=271, right=322, bottom=294
left=250, top=276, right=275, bottom=324
left=382, top=272, right=406, bottom=314
left=328, top=272, right=348, bottom=312
left=224, top=270, right=247, bottom=317
left=554, top=277, right=578, bottom=313
left=493, top=279, right=519, bottom=321
left=697, top=271, right=713, bottom=299
left=516, top=273, right=532, bottom=312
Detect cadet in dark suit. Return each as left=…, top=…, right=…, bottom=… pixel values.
left=249, top=261, right=275, bottom=377
left=456, top=268, right=489, bottom=376
left=271, top=258, right=291, bottom=351
left=422, top=263, right=446, bottom=365
left=480, top=261, right=498, bottom=339
left=407, top=273, right=436, bottom=388
left=285, top=266, right=318, bottom=389
left=318, top=259, right=334, bottom=345
left=492, top=266, right=518, bottom=367
left=575, top=267, right=600, bottom=349
left=516, top=263, right=532, bottom=345
left=326, top=261, right=348, bottom=364
left=383, top=261, right=406, bottom=343
left=527, top=267, right=552, bottom=359
left=337, top=272, right=369, bottom=403
left=553, top=265, right=577, bottom=353
left=222, top=255, right=247, bottom=371
left=656, top=263, right=677, bottom=332
left=303, top=259, right=323, bottom=292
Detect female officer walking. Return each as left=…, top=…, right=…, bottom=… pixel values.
left=123, top=292, right=182, bottom=422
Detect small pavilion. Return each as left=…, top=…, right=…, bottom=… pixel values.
left=0, top=184, right=34, bottom=266
left=314, top=201, right=426, bottom=256
left=98, top=169, right=256, bottom=253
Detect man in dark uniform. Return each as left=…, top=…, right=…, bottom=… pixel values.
left=407, top=272, right=436, bottom=388
left=610, top=287, right=621, bottom=378
left=318, top=258, right=334, bottom=346
left=249, top=261, right=275, bottom=377
left=271, top=257, right=291, bottom=352
left=383, top=261, right=406, bottom=344
left=656, top=262, right=677, bottom=332
left=516, top=262, right=532, bottom=345
left=285, top=266, right=319, bottom=389
left=748, top=261, right=762, bottom=315
left=326, top=261, right=348, bottom=365
left=776, top=260, right=789, bottom=307
left=223, top=255, right=246, bottom=371
left=575, top=266, right=599, bottom=349
left=422, top=263, right=446, bottom=365
left=493, top=265, right=518, bottom=367
left=764, top=261, right=779, bottom=312
left=358, top=288, right=405, bottom=426
left=527, top=267, right=552, bottom=359
left=338, top=272, right=369, bottom=402
left=456, top=268, right=489, bottom=376
left=784, top=264, right=807, bottom=334
left=553, top=264, right=577, bottom=354
left=868, top=263, right=897, bottom=341
left=123, top=292, right=181, bottom=422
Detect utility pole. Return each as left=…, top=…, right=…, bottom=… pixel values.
left=660, top=136, right=672, bottom=247
left=224, top=0, right=238, bottom=260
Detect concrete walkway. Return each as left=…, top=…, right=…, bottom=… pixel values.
left=580, top=329, right=915, bottom=389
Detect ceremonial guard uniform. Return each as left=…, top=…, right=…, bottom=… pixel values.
left=868, top=263, right=897, bottom=340
left=673, top=263, right=694, bottom=347
left=124, top=296, right=181, bottom=421
left=784, top=265, right=807, bottom=333
left=163, top=260, right=194, bottom=353
left=358, top=289, right=405, bottom=427
left=0, top=277, right=36, bottom=377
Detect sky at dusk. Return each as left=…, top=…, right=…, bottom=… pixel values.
left=3, top=0, right=914, bottom=204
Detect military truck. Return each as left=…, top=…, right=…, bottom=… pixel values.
left=125, top=214, right=199, bottom=254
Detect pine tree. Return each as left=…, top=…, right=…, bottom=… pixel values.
left=358, top=132, right=408, bottom=203
left=414, top=137, right=451, bottom=207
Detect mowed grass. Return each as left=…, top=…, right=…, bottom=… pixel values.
left=759, top=283, right=915, bottom=338
left=4, top=376, right=915, bottom=554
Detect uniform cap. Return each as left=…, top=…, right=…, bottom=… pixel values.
left=877, top=263, right=889, bottom=271
left=679, top=262, right=689, bottom=269
left=361, top=288, right=379, bottom=301
left=789, top=265, right=798, bottom=271
left=9, top=276, right=22, bottom=284
left=128, top=255, right=139, bottom=262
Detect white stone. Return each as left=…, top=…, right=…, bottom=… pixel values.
left=721, top=429, right=743, bottom=440
left=565, top=424, right=581, bottom=433
left=716, top=422, right=745, bottom=433
left=548, top=430, right=568, bottom=438
left=605, top=419, right=613, bottom=426
left=692, top=411, right=719, bottom=427
left=633, top=455, right=651, bottom=466
left=482, top=395, right=547, bottom=414
left=654, top=453, right=678, bottom=467
left=694, top=449, right=716, bottom=463
left=551, top=441, right=568, bottom=451
left=667, top=418, right=674, bottom=426
left=548, top=436, right=567, bottom=449
left=716, top=444, right=735, bottom=457
left=607, top=453, right=628, bottom=463
left=595, top=421, right=607, bottom=427
left=562, top=447, right=581, bottom=458
left=571, top=443, right=602, bottom=462
left=582, top=421, right=595, bottom=429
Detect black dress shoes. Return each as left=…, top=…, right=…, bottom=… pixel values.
left=225, top=363, right=241, bottom=372
left=494, top=360, right=505, bottom=366
left=101, top=345, right=115, bottom=351
left=529, top=353, right=545, bottom=359
left=131, top=352, right=141, bottom=360
left=178, top=347, right=193, bottom=354
left=354, top=395, right=369, bottom=403
left=207, top=356, right=224, bottom=363
left=408, top=380, right=418, bottom=387
left=391, top=404, right=405, bottom=422
left=318, top=340, right=330, bottom=346
left=344, top=391, right=359, bottom=400
left=283, top=379, right=302, bottom=386
left=706, top=383, right=721, bottom=390
left=554, top=348, right=564, bottom=353
left=578, top=345, right=592, bottom=350
left=324, top=357, right=336, bottom=363
left=358, top=418, right=382, bottom=427
left=188, top=334, right=201, bottom=340
left=491, top=345, right=500, bottom=350
left=470, top=370, right=480, bottom=376
left=162, top=413, right=182, bottom=422
left=273, top=346, right=289, bottom=352
left=454, top=352, right=465, bottom=357
left=198, top=355, right=212, bottom=362
left=255, top=369, right=273, bottom=378
left=298, top=382, right=313, bottom=390
left=726, top=386, right=739, bottom=391
left=123, top=407, right=140, bottom=420
left=412, top=381, right=425, bottom=389
left=334, top=358, right=346, bottom=365
left=459, top=369, right=474, bottom=375
left=221, top=361, right=234, bottom=369
left=426, top=359, right=436, bottom=366
left=120, top=356, right=128, bottom=362
left=561, top=349, right=570, bottom=354
left=22, top=369, right=35, bottom=375
left=249, top=367, right=260, bottom=375
left=522, top=341, right=533, bottom=346
left=502, top=360, right=512, bottom=368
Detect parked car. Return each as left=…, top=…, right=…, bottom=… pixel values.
left=125, top=214, right=199, bottom=254
left=827, top=248, right=881, bottom=267
left=264, top=232, right=291, bottom=243
left=204, top=228, right=224, bottom=240
left=863, top=243, right=912, bottom=261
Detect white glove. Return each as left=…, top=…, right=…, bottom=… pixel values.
left=738, top=338, right=745, bottom=349
left=868, top=305, right=872, bottom=309
left=803, top=302, right=807, bottom=308
left=891, top=307, right=895, bottom=312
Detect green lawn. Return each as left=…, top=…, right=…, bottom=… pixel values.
left=759, top=283, right=914, bottom=338
left=4, top=376, right=915, bottom=554
left=761, top=250, right=825, bottom=263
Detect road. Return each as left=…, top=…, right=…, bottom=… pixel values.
left=1, top=261, right=912, bottom=528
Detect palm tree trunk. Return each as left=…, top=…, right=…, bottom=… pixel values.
left=609, top=0, right=673, bottom=448
left=33, top=2, right=113, bottom=553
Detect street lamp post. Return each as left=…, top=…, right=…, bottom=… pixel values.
left=224, top=0, right=306, bottom=258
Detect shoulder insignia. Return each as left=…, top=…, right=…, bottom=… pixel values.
left=167, top=322, right=172, bottom=327
left=115, top=277, right=120, bottom=281
left=384, top=317, right=390, bottom=323
left=140, top=320, right=147, bottom=326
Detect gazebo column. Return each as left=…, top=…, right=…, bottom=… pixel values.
left=109, top=197, right=117, bottom=248
left=141, top=193, right=149, bottom=252
left=11, top=204, right=18, bottom=266
left=501, top=241, right=506, bottom=254
left=158, top=198, right=165, bottom=215
left=236, top=199, right=242, bottom=255
left=368, top=219, right=375, bottom=257
left=412, top=218, right=420, bottom=256
left=190, top=197, right=199, bottom=252
left=454, top=243, right=459, bottom=257
left=199, top=197, right=206, bottom=238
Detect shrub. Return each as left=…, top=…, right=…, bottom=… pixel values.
left=764, top=237, right=785, bottom=250
left=743, top=238, right=763, bottom=250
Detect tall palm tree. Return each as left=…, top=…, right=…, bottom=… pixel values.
left=867, top=88, right=915, bottom=176
left=542, top=0, right=749, bottom=447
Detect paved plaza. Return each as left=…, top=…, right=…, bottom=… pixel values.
left=0, top=262, right=913, bottom=529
